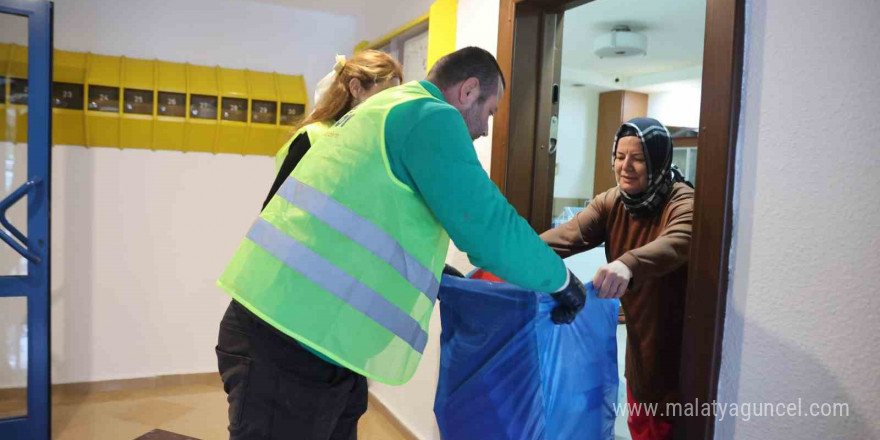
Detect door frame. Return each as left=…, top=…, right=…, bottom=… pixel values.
left=491, top=0, right=745, bottom=438
left=0, top=1, right=53, bottom=439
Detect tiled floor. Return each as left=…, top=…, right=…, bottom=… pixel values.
left=2, top=381, right=409, bottom=440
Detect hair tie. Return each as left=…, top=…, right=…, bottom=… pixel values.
left=333, top=55, right=347, bottom=74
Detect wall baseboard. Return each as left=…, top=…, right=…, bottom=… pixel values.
left=367, top=391, right=421, bottom=440
left=0, top=373, right=219, bottom=419
left=1, top=373, right=422, bottom=440
left=0, top=372, right=220, bottom=399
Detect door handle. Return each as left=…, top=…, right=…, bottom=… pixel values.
left=0, top=177, right=43, bottom=264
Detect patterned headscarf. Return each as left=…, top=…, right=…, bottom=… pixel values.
left=611, top=117, right=680, bottom=218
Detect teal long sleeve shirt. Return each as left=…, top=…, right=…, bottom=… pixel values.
left=383, top=81, right=567, bottom=292
left=269, top=80, right=568, bottom=366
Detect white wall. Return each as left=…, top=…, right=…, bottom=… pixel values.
left=646, top=81, right=702, bottom=128
left=50, top=146, right=272, bottom=385
left=454, top=0, right=499, bottom=175
left=0, top=142, right=274, bottom=389
left=366, top=1, right=501, bottom=439
left=52, top=0, right=358, bottom=108
left=717, top=0, right=880, bottom=438
left=0, top=0, right=359, bottom=388
left=554, top=85, right=600, bottom=199
left=358, top=0, right=436, bottom=45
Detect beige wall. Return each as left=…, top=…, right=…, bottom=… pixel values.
left=716, top=0, right=880, bottom=438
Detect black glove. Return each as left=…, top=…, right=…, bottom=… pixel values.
left=550, top=270, right=587, bottom=324
left=442, top=264, right=465, bottom=278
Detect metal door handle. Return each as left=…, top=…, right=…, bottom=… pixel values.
left=0, top=177, right=43, bottom=263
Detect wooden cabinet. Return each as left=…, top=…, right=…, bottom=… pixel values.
left=593, top=90, right=648, bottom=197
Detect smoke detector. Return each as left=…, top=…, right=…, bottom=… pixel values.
left=593, top=25, right=647, bottom=58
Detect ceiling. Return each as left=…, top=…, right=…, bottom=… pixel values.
left=237, top=0, right=436, bottom=44
left=239, top=0, right=366, bottom=16
left=561, top=0, right=706, bottom=85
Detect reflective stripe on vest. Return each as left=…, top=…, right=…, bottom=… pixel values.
left=219, top=82, right=451, bottom=384
left=246, top=218, right=429, bottom=352
left=275, top=177, right=441, bottom=303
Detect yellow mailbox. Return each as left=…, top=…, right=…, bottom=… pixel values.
left=0, top=43, right=10, bottom=143
left=85, top=53, right=122, bottom=148
left=184, top=64, right=218, bottom=153
left=1, top=44, right=313, bottom=156
left=52, top=50, right=87, bottom=146
left=154, top=61, right=187, bottom=151
left=217, top=68, right=248, bottom=155
left=7, top=44, right=29, bottom=144
left=120, top=57, right=155, bottom=150
left=276, top=73, right=307, bottom=148
left=246, top=70, right=279, bottom=156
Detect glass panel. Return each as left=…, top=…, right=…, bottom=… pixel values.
left=1, top=12, right=29, bottom=276
left=8, top=78, right=28, bottom=105
left=157, top=91, right=186, bottom=117
left=279, top=103, right=305, bottom=126
left=0, top=297, right=28, bottom=418
left=190, top=94, right=217, bottom=120
left=402, top=30, right=429, bottom=82
left=123, top=89, right=153, bottom=115
left=251, top=100, right=277, bottom=124
left=221, top=97, right=247, bottom=122
left=53, top=82, right=85, bottom=109
left=1, top=143, right=29, bottom=276
left=87, top=85, right=120, bottom=112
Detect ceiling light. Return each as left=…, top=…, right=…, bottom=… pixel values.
left=594, top=25, right=647, bottom=58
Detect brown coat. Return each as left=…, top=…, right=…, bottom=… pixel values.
left=540, top=183, right=694, bottom=407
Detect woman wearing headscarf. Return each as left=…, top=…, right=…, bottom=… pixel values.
left=540, top=117, right=694, bottom=440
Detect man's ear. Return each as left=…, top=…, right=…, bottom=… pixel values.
left=459, top=77, right=481, bottom=107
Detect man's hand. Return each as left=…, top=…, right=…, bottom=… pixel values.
left=592, top=260, right=632, bottom=299
left=550, top=270, right=587, bottom=324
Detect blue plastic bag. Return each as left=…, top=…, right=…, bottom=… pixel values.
left=434, top=275, right=620, bottom=440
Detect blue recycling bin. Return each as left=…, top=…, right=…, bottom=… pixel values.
left=434, top=275, right=620, bottom=440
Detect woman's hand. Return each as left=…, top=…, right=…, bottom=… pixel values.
left=592, top=261, right=633, bottom=299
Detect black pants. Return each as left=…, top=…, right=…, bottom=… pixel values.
left=216, top=300, right=368, bottom=440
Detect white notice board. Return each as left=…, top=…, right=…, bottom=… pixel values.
left=402, top=30, right=429, bottom=81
